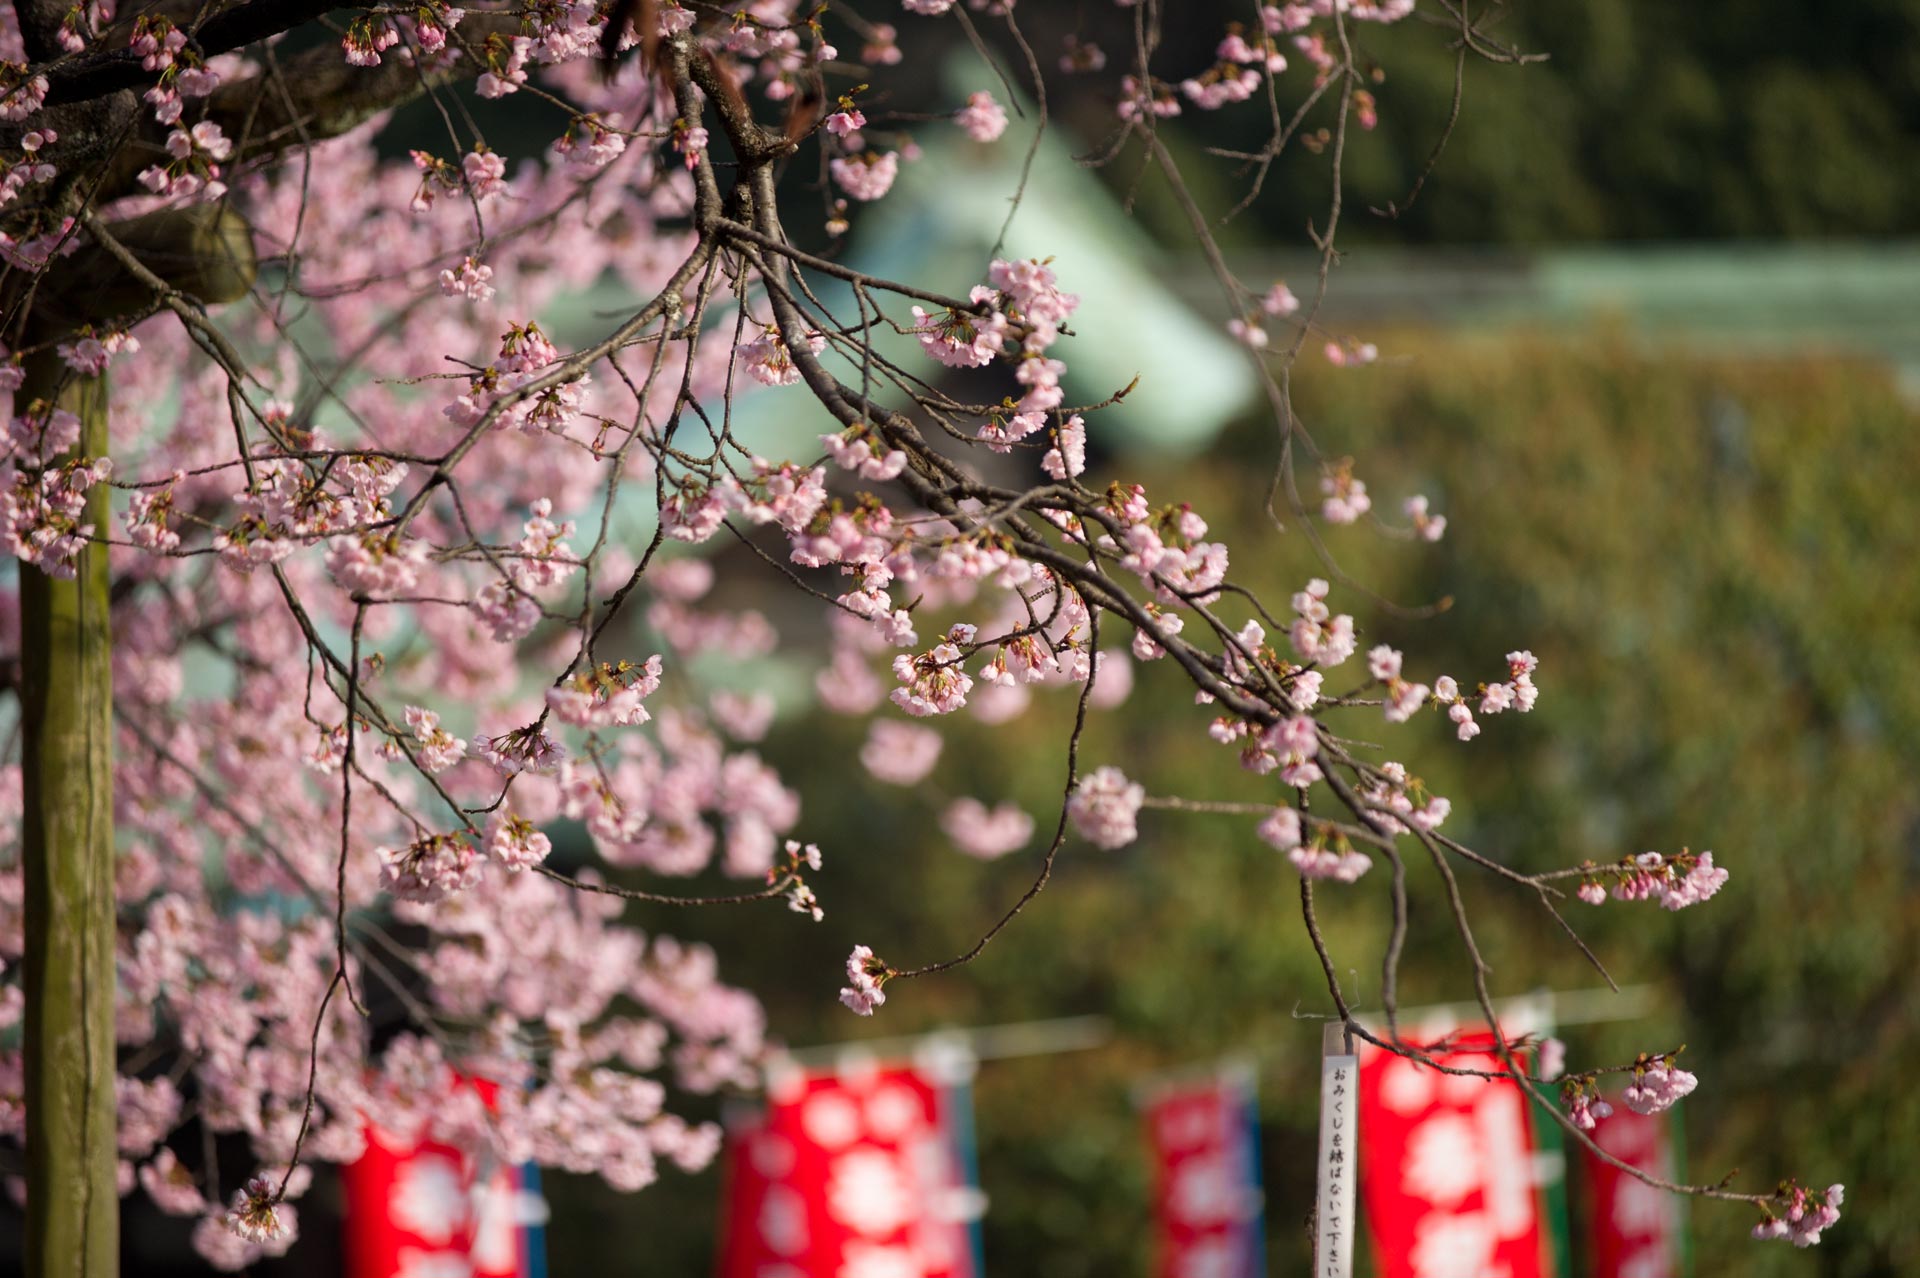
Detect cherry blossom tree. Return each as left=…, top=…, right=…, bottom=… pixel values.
left=0, top=0, right=1842, bottom=1273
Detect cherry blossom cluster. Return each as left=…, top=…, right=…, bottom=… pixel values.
left=3, top=442, right=111, bottom=579
left=907, top=258, right=1080, bottom=472
left=1562, top=1081, right=1614, bottom=1133
left=1556, top=1047, right=1700, bottom=1137
left=740, top=325, right=826, bottom=387
left=325, top=531, right=431, bottom=598
left=1125, top=1, right=1414, bottom=127
left=399, top=706, right=467, bottom=773
left=911, top=291, right=1008, bottom=370
left=1575, top=848, right=1729, bottom=910
left=891, top=627, right=977, bottom=718
left=0, top=62, right=48, bottom=123
left=1323, top=336, right=1380, bottom=367
left=222, top=1176, right=291, bottom=1249
left=547, top=655, right=666, bottom=728
left=821, top=423, right=909, bottom=482
left=1621, top=1056, right=1699, bottom=1116
left=940, top=798, right=1034, bottom=861
left=1429, top=649, right=1542, bottom=741
left=483, top=809, right=552, bottom=871
left=1357, top=761, right=1451, bottom=834
left=1255, top=806, right=1372, bottom=882
left=1098, top=487, right=1229, bottom=603
left=1319, top=457, right=1371, bottom=524
left=954, top=91, right=1008, bottom=143
left=378, top=833, right=484, bottom=903
left=1403, top=494, right=1447, bottom=542
left=861, top=719, right=943, bottom=785
left=56, top=325, right=139, bottom=377
left=0, top=126, right=54, bottom=210
left=0, top=0, right=806, bottom=1244
left=1066, top=766, right=1145, bottom=850
left=1367, top=645, right=1429, bottom=724
left=136, top=121, right=233, bottom=202
left=1752, top=1182, right=1844, bottom=1248
left=126, top=13, right=224, bottom=122
left=1288, top=577, right=1357, bottom=668
left=838, top=944, right=893, bottom=1016
left=771, top=839, right=825, bottom=922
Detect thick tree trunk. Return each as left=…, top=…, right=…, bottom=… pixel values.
left=19, top=357, right=118, bottom=1278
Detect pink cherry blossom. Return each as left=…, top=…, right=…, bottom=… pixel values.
left=1227, top=317, right=1268, bottom=349
left=378, top=834, right=483, bottom=902
left=821, top=427, right=909, bottom=481
left=462, top=147, right=507, bottom=200
left=1257, top=806, right=1302, bottom=851
left=1580, top=849, right=1729, bottom=910
left=1622, top=1063, right=1698, bottom=1115
left=1320, top=462, right=1372, bottom=524
left=830, top=152, right=899, bottom=201
left=860, top=720, right=944, bottom=785
left=839, top=944, right=890, bottom=1015
left=1752, top=1185, right=1843, bottom=1247
left=1262, top=281, right=1300, bottom=315
left=890, top=641, right=974, bottom=717
left=222, top=1175, right=292, bottom=1246
left=484, top=809, right=553, bottom=871
left=1067, top=766, right=1145, bottom=849
left=740, top=327, right=827, bottom=386
left=0, top=71, right=49, bottom=121
left=1567, top=1090, right=1614, bottom=1132
left=1288, top=578, right=1357, bottom=667
left=1042, top=414, right=1088, bottom=479
left=911, top=296, right=1008, bottom=368
left=402, top=706, right=467, bottom=773
left=673, top=121, right=708, bottom=170
left=325, top=533, right=430, bottom=598
left=439, top=256, right=496, bottom=302
left=941, top=798, right=1034, bottom=860
left=1289, top=840, right=1372, bottom=882
left=1405, top=494, right=1447, bottom=541
left=955, top=91, right=1009, bottom=142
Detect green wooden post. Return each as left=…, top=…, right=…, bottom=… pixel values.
left=12, top=203, right=255, bottom=1278
left=19, top=357, right=118, bottom=1278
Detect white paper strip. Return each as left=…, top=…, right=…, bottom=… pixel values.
left=1315, top=1050, right=1359, bottom=1278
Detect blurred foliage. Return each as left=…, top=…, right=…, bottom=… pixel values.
left=553, top=331, right=1920, bottom=1277
left=1281, top=331, right=1920, bottom=1275
left=1125, top=1, right=1920, bottom=244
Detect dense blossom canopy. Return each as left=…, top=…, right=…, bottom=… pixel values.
left=0, top=0, right=1839, bottom=1266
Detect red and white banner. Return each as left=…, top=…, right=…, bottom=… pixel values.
left=342, top=1124, right=546, bottom=1278
left=1582, top=1104, right=1681, bottom=1278
left=1142, top=1070, right=1263, bottom=1278
left=1359, top=1036, right=1549, bottom=1278
left=718, top=1062, right=980, bottom=1278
